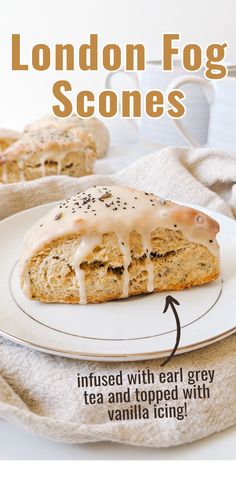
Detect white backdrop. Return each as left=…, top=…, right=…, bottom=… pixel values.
left=0, top=0, right=236, bottom=130
left=1, top=0, right=236, bottom=460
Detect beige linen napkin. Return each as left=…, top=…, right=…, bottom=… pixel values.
left=0, top=146, right=235, bottom=447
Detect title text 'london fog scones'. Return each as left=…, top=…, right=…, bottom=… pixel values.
left=24, top=115, right=110, bottom=158
left=0, top=127, right=96, bottom=184
left=19, top=186, right=220, bottom=304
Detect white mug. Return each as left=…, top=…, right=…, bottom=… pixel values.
left=105, top=61, right=210, bottom=147
left=168, top=74, right=236, bottom=150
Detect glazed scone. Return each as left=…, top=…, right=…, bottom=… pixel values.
left=0, top=128, right=22, bottom=152
left=0, top=127, right=96, bottom=184
left=24, top=115, right=109, bottom=158
left=19, top=186, right=220, bottom=304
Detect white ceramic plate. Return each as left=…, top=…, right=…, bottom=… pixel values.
left=0, top=202, right=235, bottom=361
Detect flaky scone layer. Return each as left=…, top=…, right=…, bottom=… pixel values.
left=26, top=229, right=219, bottom=304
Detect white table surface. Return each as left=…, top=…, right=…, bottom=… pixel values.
left=0, top=118, right=235, bottom=460
left=0, top=420, right=235, bottom=460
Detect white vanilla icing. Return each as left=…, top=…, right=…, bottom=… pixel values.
left=74, top=233, right=101, bottom=304
left=18, top=159, right=25, bottom=182
left=141, top=232, right=155, bottom=293
left=1, top=162, right=8, bottom=183
left=117, top=233, right=132, bottom=298
left=24, top=115, right=109, bottom=158
left=19, top=186, right=220, bottom=303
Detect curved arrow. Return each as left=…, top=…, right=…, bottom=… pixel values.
left=161, top=295, right=181, bottom=367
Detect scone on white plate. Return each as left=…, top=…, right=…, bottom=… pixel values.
left=25, top=115, right=110, bottom=158
left=19, top=186, right=220, bottom=304
left=0, top=127, right=96, bottom=184
left=0, top=128, right=22, bottom=152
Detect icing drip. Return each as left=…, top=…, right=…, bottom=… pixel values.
left=57, top=160, right=62, bottom=175
left=19, top=186, right=220, bottom=303
left=141, top=232, right=155, bottom=293
left=117, top=234, right=131, bottom=298
left=74, top=233, right=101, bottom=304
left=41, top=160, right=46, bottom=177
left=18, top=159, right=25, bottom=182
left=1, top=162, right=8, bottom=183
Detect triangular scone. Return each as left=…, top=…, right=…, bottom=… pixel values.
left=24, top=115, right=110, bottom=158
left=19, top=186, right=220, bottom=304
left=0, top=127, right=96, bottom=184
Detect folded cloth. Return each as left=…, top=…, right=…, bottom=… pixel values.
left=0, top=146, right=235, bottom=447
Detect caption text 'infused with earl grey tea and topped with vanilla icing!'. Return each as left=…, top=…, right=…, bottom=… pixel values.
left=19, top=186, right=220, bottom=304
